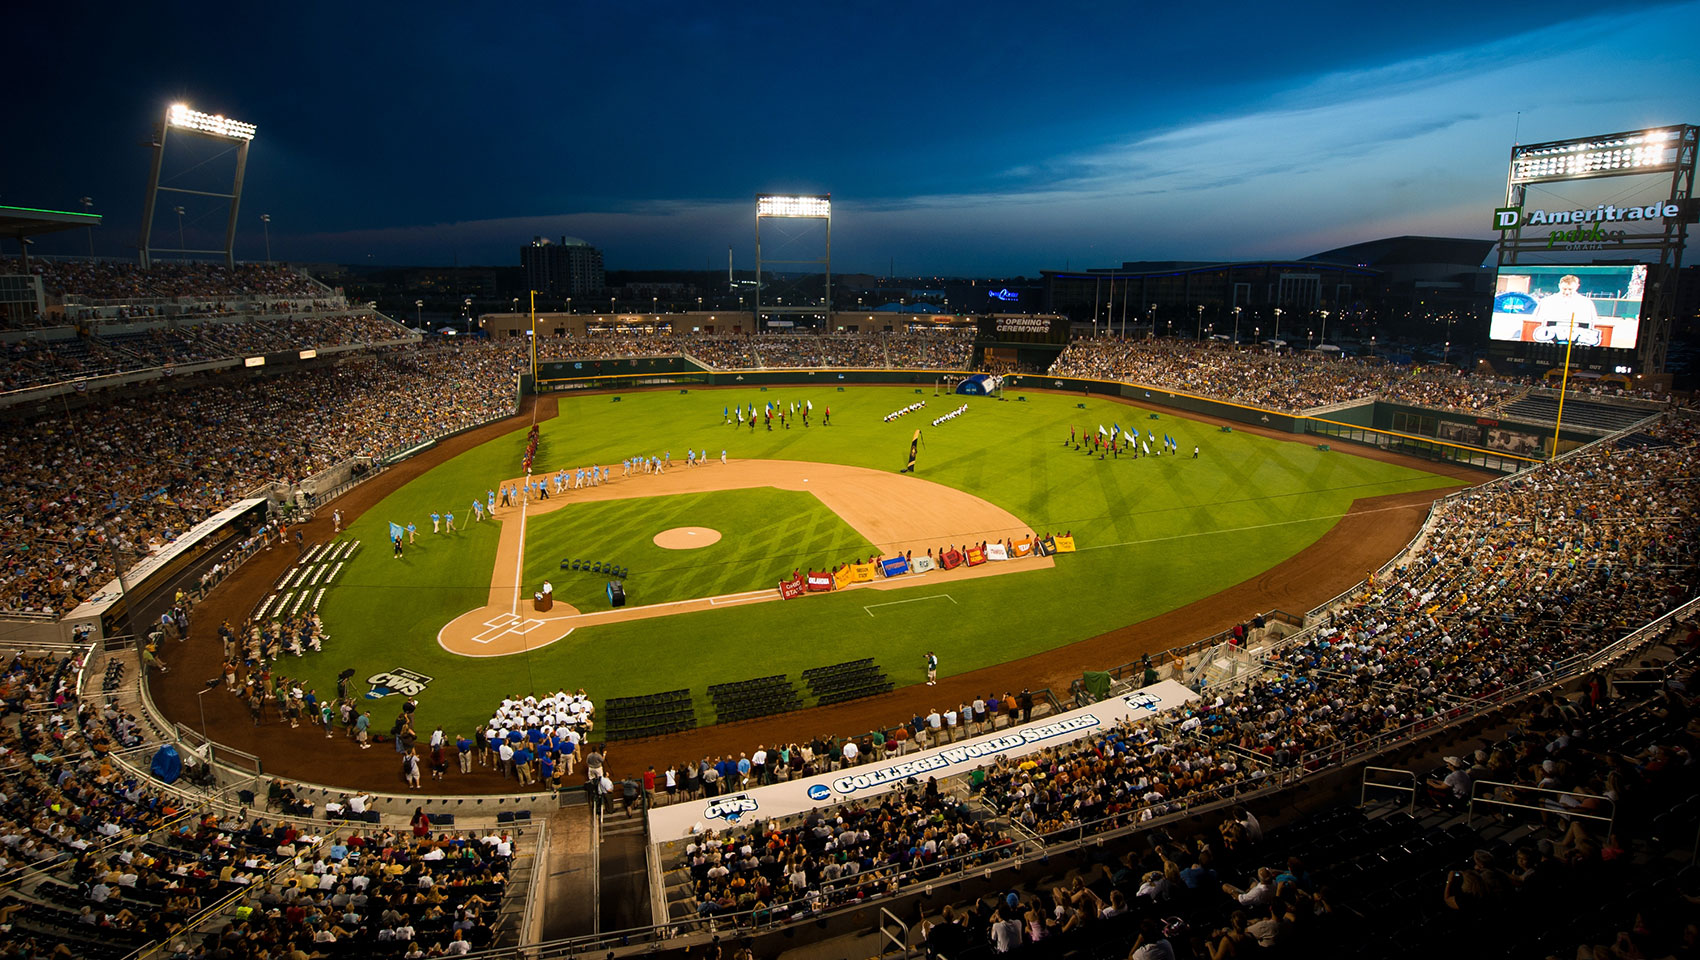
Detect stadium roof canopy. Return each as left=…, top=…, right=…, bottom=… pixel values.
left=0, top=203, right=102, bottom=243
left=1302, top=235, right=1494, bottom=269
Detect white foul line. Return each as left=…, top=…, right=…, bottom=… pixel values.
left=864, top=594, right=956, bottom=616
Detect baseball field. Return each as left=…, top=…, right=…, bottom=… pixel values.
left=269, top=384, right=1461, bottom=739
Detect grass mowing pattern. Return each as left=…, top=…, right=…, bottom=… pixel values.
left=520, top=489, right=876, bottom=608
left=298, top=386, right=1460, bottom=736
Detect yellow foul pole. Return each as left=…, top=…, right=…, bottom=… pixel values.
left=1549, top=310, right=1577, bottom=461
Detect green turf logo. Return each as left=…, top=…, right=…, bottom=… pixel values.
left=366, top=667, right=433, bottom=699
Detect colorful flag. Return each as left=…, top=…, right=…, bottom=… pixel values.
left=1098, top=424, right=1108, bottom=436
left=389, top=522, right=404, bottom=542
left=806, top=399, right=813, bottom=411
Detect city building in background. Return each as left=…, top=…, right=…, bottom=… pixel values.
left=521, top=236, right=605, bottom=298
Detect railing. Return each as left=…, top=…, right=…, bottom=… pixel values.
left=120, top=824, right=346, bottom=960
left=1260, top=414, right=1670, bottom=660
left=491, top=760, right=1300, bottom=959
left=521, top=815, right=553, bottom=947
left=1070, top=607, right=1301, bottom=704
left=1359, top=766, right=1417, bottom=815
left=1468, top=780, right=1615, bottom=835
left=879, top=906, right=913, bottom=956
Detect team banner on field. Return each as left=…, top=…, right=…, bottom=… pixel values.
left=833, top=566, right=856, bottom=590
left=647, top=680, right=1199, bottom=841
left=852, top=562, right=879, bottom=583
left=941, top=549, right=964, bottom=569
left=880, top=556, right=910, bottom=577
left=1036, top=536, right=1055, bottom=556
left=965, top=546, right=986, bottom=566
left=779, top=578, right=806, bottom=600
left=911, top=556, right=936, bottom=573
left=986, top=543, right=1009, bottom=561
left=1014, top=539, right=1035, bottom=558
left=1053, top=535, right=1077, bottom=553
left=806, top=572, right=834, bottom=593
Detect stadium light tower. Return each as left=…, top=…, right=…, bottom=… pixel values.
left=755, top=194, right=831, bottom=330
left=140, top=102, right=257, bottom=268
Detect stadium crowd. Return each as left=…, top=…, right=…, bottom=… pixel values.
left=657, top=417, right=1697, bottom=930
left=0, top=340, right=526, bottom=616
left=2, top=314, right=412, bottom=392
left=12, top=260, right=323, bottom=303
left=532, top=331, right=974, bottom=370
left=679, top=783, right=1010, bottom=919
left=1048, top=338, right=1532, bottom=415
left=0, top=640, right=518, bottom=959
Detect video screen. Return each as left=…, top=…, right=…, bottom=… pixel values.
left=1490, top=265, right=1647, bottom=350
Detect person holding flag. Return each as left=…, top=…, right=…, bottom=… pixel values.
left=390, top=522, right=405, bottom=558
left=723, top=406, right=731, bottom=424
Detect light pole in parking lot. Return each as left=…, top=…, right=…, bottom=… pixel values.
left=174, top=205, right=186, bottom=250
left=1273, top=308, right=1283, bottom=345
left=1232, top=306, right=1241, bottom=346
left=81, top=197, right=95, bottom=257
left=1319, top=309, right=1329, bottom=347
left=1196, top=304, right=1204, bottom=341
left=414, top=299, right=422, bottom=327
left=260, top=213, right=271, bottom=263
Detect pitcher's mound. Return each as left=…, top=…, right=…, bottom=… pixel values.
left=654, top=527, right=722, bottom=549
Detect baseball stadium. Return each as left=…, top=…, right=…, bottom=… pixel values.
left=1, top=110, right=1698, bottom=960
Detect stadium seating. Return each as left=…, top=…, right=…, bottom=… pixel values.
left=803, top=658, right=894, bottom=705
left=603, top=688, right=697, bottom=741
left=707, top=674, right=803, bottom=723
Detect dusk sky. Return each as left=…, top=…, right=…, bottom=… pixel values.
left=6, top=1, right=1698, bottom=275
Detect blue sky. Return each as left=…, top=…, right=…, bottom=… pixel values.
left=5, top=1, right=1697, bottom=274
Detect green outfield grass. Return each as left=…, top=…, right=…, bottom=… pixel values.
left=520, top=489, right=876, bottom=609
left=296, top=385, right=1460, bottom=737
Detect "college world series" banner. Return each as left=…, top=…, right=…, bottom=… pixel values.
left=646, top=679, right=1198, bottom=842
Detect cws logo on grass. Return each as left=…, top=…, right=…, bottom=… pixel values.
left=703, top=794, right=760, bottom=823
left=366, top=668, right=433, bottom=699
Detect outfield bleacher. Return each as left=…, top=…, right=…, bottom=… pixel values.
left=1496, top=394, right=1660, bottom=432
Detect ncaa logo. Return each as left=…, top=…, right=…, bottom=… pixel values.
left=703, top=794, right=759, bottom=823
left=807, top=784, right=831, bottom=802
left=1122, top=692, right=1161, bottom=712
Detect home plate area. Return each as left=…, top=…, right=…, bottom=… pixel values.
left=469, top=612, right=550, bottom=646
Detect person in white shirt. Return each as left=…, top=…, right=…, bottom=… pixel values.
left=1529, top=274, right=1604, bottom=344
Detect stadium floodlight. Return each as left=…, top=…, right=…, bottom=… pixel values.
left=757, top=195, right=831, bottom=218
left=755, top=193, right=833, bottom=328
left=1509, top=127, right=1682, bottom=184
left=142, top=102, right=256, bottom=268
left=167, top=103, right=256, bottom=141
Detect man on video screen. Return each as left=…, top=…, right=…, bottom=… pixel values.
left=1530, top=274, right=1603, bottom=346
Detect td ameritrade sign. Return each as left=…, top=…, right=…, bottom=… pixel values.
left=646, top=679, right=1198, bottom=842
left=1495, top=202, right=1693, bottom=247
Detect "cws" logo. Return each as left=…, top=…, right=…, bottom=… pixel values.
left=703, top=794, right=760, bottom=823
left=1122, top=692, right=1161, bottom=712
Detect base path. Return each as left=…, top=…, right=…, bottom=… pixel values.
left=437, top=459, right=1052, bottom=657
